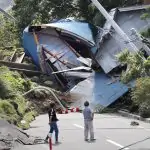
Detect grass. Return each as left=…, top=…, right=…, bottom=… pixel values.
left=0, top=66, right=38, bottom=129
left=19, top=110, right=37, bottom=130
left=0, top=100, right=19, bottom=124
left=0, top=66, right=33, bottom=98
left=141, top=28, right=150, bottom=38
left=0, top=47, right=15, bottom=60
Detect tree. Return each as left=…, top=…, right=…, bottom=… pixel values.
left=117, top=50, right=150, bottom=83
left=132, top=77, right=150, bottom=105
left=140, top=7, right=150, bottom=37
left=76, top=0, right=142, bottom=26
left=13, top=0, right=76, bottom=34
left=117, top=49, right=150, bottom=117
left=0, top=13, right=19, bottom=47
left=13, top=0, right=141, bottom=35
left=132, top=77, right=150, bottom=118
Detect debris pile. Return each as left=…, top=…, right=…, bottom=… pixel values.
left=0, top=119, right=34, bottom=150
left=23, top=86, right=71, bottom=114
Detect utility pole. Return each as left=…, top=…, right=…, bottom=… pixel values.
left=0, top=8, right=16, bottom=22
left=91, top=0, right=139, bottom=52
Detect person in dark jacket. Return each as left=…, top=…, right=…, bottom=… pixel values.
left=45, top=102, right=59, bottom=144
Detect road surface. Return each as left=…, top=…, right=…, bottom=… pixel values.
left=14, top=113, right=150, bottom=150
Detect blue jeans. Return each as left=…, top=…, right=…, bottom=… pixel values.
left=49, top=122, right=59, bottom=142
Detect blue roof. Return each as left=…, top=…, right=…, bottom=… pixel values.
left=48, top=19, right=98, bottom=45
left=70, top=72, right=129, bottom=107
left=23, top=26, right=82, bottom=69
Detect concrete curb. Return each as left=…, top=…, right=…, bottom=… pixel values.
left=118, top=110, right=150, bottom=123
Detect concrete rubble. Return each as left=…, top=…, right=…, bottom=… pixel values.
left=0, top=119, right=34, bottom=150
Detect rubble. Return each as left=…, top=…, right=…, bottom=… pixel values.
left=21, top=5, right=150, bottom=109
left=0, top=119, right=34, bottom=149
left=43, top=80, right=53, bottom=87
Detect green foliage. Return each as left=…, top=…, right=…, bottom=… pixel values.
left=0, top=100, right=19, bottom=124
left=19, top=110, right=37, bottom=130
left=144, top=56, right=150, bottom=73
left=76, top=0, right=139, bottom=26
left=0, top=47, right=15, bottom=61
left=13, top=0, right=76, bottom=34
left=132, top=77, right=150, bottom=105
left=11, top=95, right=27, bottom=116
left=0, top=66, right=33, bottom=99
left=0, top=66, right=15, bottom=98
left=131, top=77, right=150, bottom=118
left=139, top=101, right=150, bottom=118
left=0, top=98, right=37, bottom=126
left=141, top=7, right=150, bottom=20
left=0, top=100, right=17, bottom=115
left=117, top=50, right=148, bottom=83
left=141, top=28, right=150, bottom=38
left=12, top=0, right=139, bottom=33
left=141, top=13, right=150, bottom=20
left=23, top=111, right=37, bottom=123
left=0, top=13, right=19, bottom=47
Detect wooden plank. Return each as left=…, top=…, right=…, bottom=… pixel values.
left=9, top=67, right=43, bottom=76
left=15, top=53, right=25, bottom=63
left=10, top=49, right=17, bottom=62
left=52, top=66, right=92, bottom=74
left=0, top=60, right=38, bottom=70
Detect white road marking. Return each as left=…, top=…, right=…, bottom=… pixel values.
left=73, top=123, right=130, bottom=149
left=107, top=139, right=129, bottom=150
left=73, top=124, right=84, bottom=129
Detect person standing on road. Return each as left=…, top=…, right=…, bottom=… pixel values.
left=45, top=102, right=59, bottom=144
left=83, top=101, right=95, bottom=142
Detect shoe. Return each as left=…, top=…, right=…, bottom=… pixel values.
left=85, top=139, right=89, bottom=142
left=55, top=141, right=61, bottom=145
left=44, top=139, right=48, bottom=143
left=90, top=139, right=96, bottom=141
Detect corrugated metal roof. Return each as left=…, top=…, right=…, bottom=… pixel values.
left=96, top=6, right=150, bottom=73
left=118, top=4, right=150, bottom=12
left=70, top=72, right=129, bottom=108
left=42, top=19, right=99, bottom=46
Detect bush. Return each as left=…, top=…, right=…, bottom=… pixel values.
left=19, top=111, right=37, bottom=130
left=141, top=28, right=150, bottom=38
left=10, top=95, right=27, bottom=116
left=0, top=77, right=15, bottom=99
left=132, top=77, right=150, bottom=105
left=132, top=77, right=150, bottom=117
left=117, top=50, right=145, bottom=83
left=0, top=100, right=16, bottom=115
left=0, top=100, right=19, bottom=124
left=23, top=111, right=37, bottom=123
left=0, top=66, right=33, bottom=99
left=139, top=101, right=150, bottom=118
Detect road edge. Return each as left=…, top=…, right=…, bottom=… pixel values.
left=118, top=110, right=150, bottom=123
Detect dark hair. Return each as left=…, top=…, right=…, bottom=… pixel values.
left=50, top=102, right=55, bottom=108
left=84, top=101, right=89, bottom=107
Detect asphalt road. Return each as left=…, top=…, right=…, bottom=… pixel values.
left=14, top=113, right=150, bottom=150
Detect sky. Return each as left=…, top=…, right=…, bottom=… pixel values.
left=0, top=0, right=14, bottom=10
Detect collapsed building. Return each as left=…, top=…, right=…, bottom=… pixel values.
left=23, top=5, right=150, bottom=108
